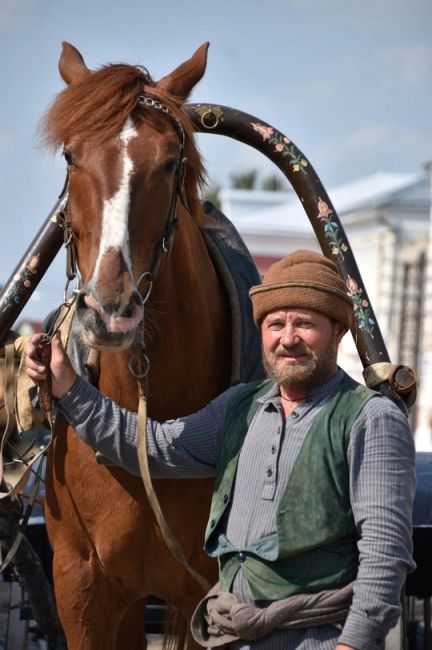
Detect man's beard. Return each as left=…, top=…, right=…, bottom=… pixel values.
left=263, top=338, right=338, bottom=391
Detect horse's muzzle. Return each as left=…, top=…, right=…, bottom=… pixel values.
left=76, top=289, right=144, bottom=349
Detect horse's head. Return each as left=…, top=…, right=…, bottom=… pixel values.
left=43, top=42, right=207, bottom=350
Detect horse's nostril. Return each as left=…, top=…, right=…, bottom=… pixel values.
left=76, top=292, right=88, bottom=310
left=124, top=304, right=134, bottom=319
left=122, top=291, right=143, bottom=318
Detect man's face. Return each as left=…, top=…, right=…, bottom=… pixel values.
left=261, top=308, right=346, bottom=391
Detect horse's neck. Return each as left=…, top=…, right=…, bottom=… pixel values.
left=146, top=213, right=232, bottom=417
left=99, top=212, right=232, bottom=419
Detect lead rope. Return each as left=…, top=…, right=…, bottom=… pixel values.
left=133, top=354, right=211, bottom=593
left=129, top=314, right=212, bottom=593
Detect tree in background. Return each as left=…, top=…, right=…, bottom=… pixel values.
left=230, top=169, right=257, bottom=190
left=261, top=175, right=285, bottom=191
left=203, top=184, right=221, bottom=207
left=202, top=171, right=287, bottom=206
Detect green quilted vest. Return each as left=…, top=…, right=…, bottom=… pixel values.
left=204, top=373, right=376, bottom=600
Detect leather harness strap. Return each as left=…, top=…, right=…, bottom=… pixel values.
left=0, top=341, right=17, bottom=490
left=0, top=301, right=75, bottom=499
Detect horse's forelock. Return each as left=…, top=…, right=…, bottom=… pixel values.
left=39, top=61, right=206, bottom=225
left=40, top=64, right=152, bottom=149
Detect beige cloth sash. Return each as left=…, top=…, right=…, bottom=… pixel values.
left=191, top=581, right=353, bottom=647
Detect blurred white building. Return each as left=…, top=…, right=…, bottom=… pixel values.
left=220, top=167, right=432, bottom=450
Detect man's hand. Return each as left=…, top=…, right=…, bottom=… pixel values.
left=335, top=645, right=356, bottom=649
left=25, top=332, right=77, bottom=399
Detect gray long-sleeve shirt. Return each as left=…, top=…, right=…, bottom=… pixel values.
left=58, top=370, right=416, bottom=650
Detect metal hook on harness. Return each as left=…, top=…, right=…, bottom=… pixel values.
left=63, top=274, right=80, bottom=303
left=161, top=237, right=169, bottom=254
left=137, top=271, right=153, bottom=305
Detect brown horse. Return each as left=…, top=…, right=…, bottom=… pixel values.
left=41, top=42, right=233, bottom=649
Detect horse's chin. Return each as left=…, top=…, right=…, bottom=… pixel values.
left=81, top=328, right=136, bottom=351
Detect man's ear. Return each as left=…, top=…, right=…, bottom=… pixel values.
left=334, top=321, right=348, bottom=344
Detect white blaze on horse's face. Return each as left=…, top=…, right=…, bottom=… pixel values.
left=81, top=117, right=144, bottom=347
left=93, top=118, right=137, bottom=281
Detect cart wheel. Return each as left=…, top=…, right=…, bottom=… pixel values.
left=4, top=578, right=29, bottom=650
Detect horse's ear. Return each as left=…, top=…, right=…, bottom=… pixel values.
left=157, top=42, right=209, bottom=101
left=59, top=42, right=91, bottom=85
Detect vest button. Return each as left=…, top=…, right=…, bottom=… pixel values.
left=238, top=552, right=246, bottom=563
left=210, top=519, right=216, bottom=528
left=223, top=494, right=229, bottom=503
left=267, top=468, right=273, bottom=477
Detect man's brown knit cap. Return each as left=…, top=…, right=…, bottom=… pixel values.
left=249, top=250, right=353, bottom=330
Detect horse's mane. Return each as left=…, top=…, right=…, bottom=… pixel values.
left=40, top=63, right=206, bottom=220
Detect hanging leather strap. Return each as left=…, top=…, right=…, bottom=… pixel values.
left=0, top=342, right=20, bottom=495
left=0, top=337, right=52, bottom=500
left=0, top=301, right=75, bottom=499
left=135, top=380, right=211, bottom=593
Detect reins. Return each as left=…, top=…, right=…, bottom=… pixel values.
left=132, top=357, right=211, bottom=593
left=130, top=96, right=211, bottom=591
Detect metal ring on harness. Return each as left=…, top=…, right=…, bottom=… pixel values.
left=128, top=353, right=150, bottom=379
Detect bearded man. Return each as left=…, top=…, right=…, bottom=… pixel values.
left=25, top=250, right=416, bottom=650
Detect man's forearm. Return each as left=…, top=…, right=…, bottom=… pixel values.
left=58, top=375, right=237, bottom=478
left=58, top=376, right=142, bottom=474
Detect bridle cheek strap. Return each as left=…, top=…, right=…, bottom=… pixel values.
left=139, top=94, right=189, bottom=282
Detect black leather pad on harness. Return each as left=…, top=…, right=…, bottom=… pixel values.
left=202, top=201, right=264, bottom=385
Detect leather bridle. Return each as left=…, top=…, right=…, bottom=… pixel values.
left=57, top=93, right=189, bottom=309
left=136, top=94, right=188, bottom=284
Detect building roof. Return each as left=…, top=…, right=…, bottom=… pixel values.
left=220, top=171, right=427, bottom=236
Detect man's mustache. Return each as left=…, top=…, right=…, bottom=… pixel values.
left=274, top=343, right=311, bottom=357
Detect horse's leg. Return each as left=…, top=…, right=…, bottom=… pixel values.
left=52, top=547, right=125, bottom=650
left=117, top=599, right=148, bottom=650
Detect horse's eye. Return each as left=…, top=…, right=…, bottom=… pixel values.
left=63, top=149, right=75, bottom=166
left=164, top=160, right=178, bottom=175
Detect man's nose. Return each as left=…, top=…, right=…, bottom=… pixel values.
left=280, top=325, right=300, bottom=346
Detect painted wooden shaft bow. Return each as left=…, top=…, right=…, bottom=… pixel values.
left=186, top=104, right=417, bottom=408
left=0, top=104, right=416, bottom=408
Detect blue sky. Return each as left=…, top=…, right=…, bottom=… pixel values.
left=1, top=0, right=431, bottom=320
